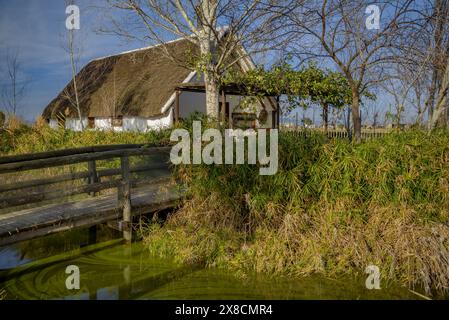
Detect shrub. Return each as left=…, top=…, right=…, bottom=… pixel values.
left=145, top=129, right=449, bottom=295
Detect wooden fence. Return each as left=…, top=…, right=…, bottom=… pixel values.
left=281, top=128, right=390, bottom=140
left=0, top=144, right=171, bottom=242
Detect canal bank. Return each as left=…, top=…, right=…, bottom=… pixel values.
left=0, top=226, right=427, bottom=300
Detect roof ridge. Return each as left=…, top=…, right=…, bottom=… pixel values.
left=90, top=26, right=230, bottom=63
left=91, top=36, right=191, bottom=62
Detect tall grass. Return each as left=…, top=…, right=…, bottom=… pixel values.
left=2, top=118, right=449, bottom=295
left=145, top=127, right=449, bottom=295
left=0, top=117, right=171, bottom=155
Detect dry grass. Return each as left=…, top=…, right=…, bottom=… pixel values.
left=144, top=126, right=449, bottom=296
left=0, top=116, right=171, bottom=156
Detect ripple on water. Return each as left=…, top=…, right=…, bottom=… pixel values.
left=1, top=241, right=420, bottom=300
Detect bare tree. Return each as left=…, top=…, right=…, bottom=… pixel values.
left=62, top=0, right=84, bottom=130
left=429, top=59, right=449, bottom=128
left=102, top=0, right=282, bottom=119
left=282, top=0, right=414, bottom=142
left=1, top=49, right=28, bottom=115
left=395, top=0, right=449, bottom=127
left=425, top=0, right=449, bottom=124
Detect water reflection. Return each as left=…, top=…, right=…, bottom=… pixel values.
left=0, top=228, right=425, bottom=300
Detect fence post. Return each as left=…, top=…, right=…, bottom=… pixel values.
left=119, top=156, right=132, bottom=243
left=88, top=160, right=99, bottom=196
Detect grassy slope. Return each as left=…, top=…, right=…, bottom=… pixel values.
left=2, top=120, right=448, bottom=295
left=144, top=128, right=449, bottom=295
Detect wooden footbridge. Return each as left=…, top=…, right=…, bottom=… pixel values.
left=0, top=144, right=182, bottom=247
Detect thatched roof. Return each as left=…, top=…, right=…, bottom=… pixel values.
left=43, top=39, right=198, bottom=119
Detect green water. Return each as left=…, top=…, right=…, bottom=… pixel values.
left=0, top=227, right=423, bottom=300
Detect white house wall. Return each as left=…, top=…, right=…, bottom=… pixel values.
left=94, top=118, right=113, bottom=130
left=146, top=109, right=173, bottom=130
left=122, top=113, right=173, bottom=132
left=50, top=94, right=273, bottom=132
left=59, top=110, right=172, bottom=132
left=65, top=118, right=89, bottom=131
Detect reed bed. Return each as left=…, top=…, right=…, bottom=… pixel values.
left=144, top=126, right=449, bottom=296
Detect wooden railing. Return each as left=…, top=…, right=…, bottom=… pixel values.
left=0, top=144, right=172, bottom=241
left=281, top=128, right=390, bottom=140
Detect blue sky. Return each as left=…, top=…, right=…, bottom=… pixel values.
left=0, top=0, right=411, bottom=125
left=0, top=0, right=143, bottom=121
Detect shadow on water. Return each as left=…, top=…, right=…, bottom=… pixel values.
left=0, top=225, right=437, bottom=300
left=0, top=230, right=201, bottom=300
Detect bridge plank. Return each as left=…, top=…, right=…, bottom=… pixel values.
left=0, top=180, right=182, bottom=247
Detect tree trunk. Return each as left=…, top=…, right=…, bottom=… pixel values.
left=345, top=107, right=352, bottom=139
left=351, top=89, right=362, bottom=143
left=429, top=60, right=449, bottom=129
left=321, top=102, right=329, bottom=134
left=429, top=88, right=448, bottom=129
left=426, top=0, right=448, bottom=125
left=426, top=70, right=438, bottom=120
left=204, top=71, right=219, bottom=119
left=199, top=32, right=219, bottom=119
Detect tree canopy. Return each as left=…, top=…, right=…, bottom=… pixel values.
left=222, top=63, right=360, bottom=112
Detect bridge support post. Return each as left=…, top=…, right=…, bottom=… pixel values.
left=120, top=156, right=132, bottom=243
left=88, top=225, right=97, bottom=245
left=88, top=160, right=99, bottom=196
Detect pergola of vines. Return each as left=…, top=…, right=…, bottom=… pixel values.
left=222, top=63, right=353, bottom=112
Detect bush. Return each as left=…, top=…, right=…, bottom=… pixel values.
left=144, top=129, right=449, bottom=295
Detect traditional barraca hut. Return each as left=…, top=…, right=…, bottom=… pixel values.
left=42, top=36, right=279, bottom=132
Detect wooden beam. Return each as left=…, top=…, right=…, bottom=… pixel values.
left=0, top=147, right=171, bottom=174
left=175, top=82, right=279, bottom=97
left=120, top=156, right=132, bottom=243
left=98, top=163, right=169, bottom=178
left=0, top=171, right=91, bottom=193
left=0, top=163, right=169, bottom=193
left=175, top=90, right=180, bottom=124
left=0, top=144, right=146, bottom=165
left=0, top=179, right=122, bottom=209
left=0, top=175, right=173, bottom=210
left=0, top=197, right=179, bottom=247
left=88, top=160, right=99, bottom=196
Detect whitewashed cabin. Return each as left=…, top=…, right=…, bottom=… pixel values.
left=43, top=36, right=279, bottom=132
